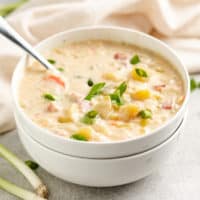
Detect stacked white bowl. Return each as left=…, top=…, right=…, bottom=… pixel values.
left=12, top=27, right=190, bottom=187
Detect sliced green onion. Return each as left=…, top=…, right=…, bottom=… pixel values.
left=25, top=160, right=39, bottom=171
left=81, top=110, right=98, bottom=125
left=138, top=109, right=152, bottom=119
left=115, top=82, right=127, bottom=96
left=130, top=55, right=140, bottom=65
left=0, top=144, right=48, bottom=198
left=110, top=93, right=124, bottom=106
left=87, top=79, right=94, bottom=87
left=57, top=67, right=64, bottom=72
left=130, top=54, right=140, bottom=65
left=0, top=177, right=46, bottom=200
left=85, top=82, right=105, bottom=100
left=71, top=134, right=88, bottom=141
left=110, top=82, right=127, bottom=106
left=47, top=59, right=56, bottom=64
left=43, top=93, right=55, bottom=101
left=135, top=68, right=148, bottom=77
left=0, top=0, right=28, bottom=17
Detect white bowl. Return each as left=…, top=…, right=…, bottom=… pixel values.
left=12, top=26, right=190, bottom=158
left=17, top=115, right=186, bottom=187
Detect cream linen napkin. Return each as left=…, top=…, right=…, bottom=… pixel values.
left=0, top=0, right=200, bottom=134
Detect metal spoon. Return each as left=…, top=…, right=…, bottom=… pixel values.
left=0, top=16, right=56, bottom=72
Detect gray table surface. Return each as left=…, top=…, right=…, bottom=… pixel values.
left=0, top=76, right=200, bottom=200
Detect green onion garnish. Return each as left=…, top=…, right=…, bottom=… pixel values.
left=110, top=93, right=123, bottom=106
left=85, top=82, right=105, bottom=100
left=190, top=78, right=200, bottom=92
left=25, top=160, right=39, bottom=170
left=135, top=68, right=148, bottom=77
left=130, top=55, right=140, bottom=65
left=71, top=134, right=88, bottom=141
left=115, top=81, right=127, bottom=96
left=57, top=67, right=64, bottom=72
left=87, top=79, right=94, bottom=87
left=0, top=0, right=28, bottom=17
left=81, top=110, right=98, bottom=125
left=110, top=82, right=127, bottom=106
left=138, top=109, right=152, bottom=119
left=47, top=59, right=56, bottom=64
left=43, top=93, right=55, bottom=101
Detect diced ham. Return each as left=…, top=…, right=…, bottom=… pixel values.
left=46, top=102, right=59, bottom=112
left=153, top=84, right=166, bottom=92
left=113, top=53, right=127, bottom=60
left=162, top=102, right=172, bottom=110
left=69, top=92, right=82, bottom=103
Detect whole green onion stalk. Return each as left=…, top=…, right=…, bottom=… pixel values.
left=0, top=144, right=48, bottom=198
left=0, top=177, right=47, bottom=200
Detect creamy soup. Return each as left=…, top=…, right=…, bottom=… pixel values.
left=19, top=40, right=184, bottom=142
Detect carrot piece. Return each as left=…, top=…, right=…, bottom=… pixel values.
left=46, top=75, right=65, bottom=87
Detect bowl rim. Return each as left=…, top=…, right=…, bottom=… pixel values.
left=18, top=113, right=185, bottom=161
left=12, top=25, right=190, bottom=146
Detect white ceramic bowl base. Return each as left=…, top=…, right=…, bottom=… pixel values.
left=12, top=27, right=190, bottom=159
left=17, top=116, right=186, bottom=187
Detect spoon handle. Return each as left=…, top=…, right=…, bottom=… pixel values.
left=0, top=16, right=55, bottom=71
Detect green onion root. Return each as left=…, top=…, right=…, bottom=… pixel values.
left=0, top=176, right=47, bottom=200
left=0, top=144, right=48, bottom=198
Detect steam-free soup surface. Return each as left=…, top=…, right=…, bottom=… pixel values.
left=19, top=40, right=184, bottom=142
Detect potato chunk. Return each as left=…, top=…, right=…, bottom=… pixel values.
left=58, top=115, right=73, bottom=123
left=132, top=89, right=151, bottom=100
left=58, top=104, right=79, bottom=123
left=140, top=119, right=149, bottom=127
left=102, top=72, right=120, bottom=82
left=119, top=104, right=139, bottom=121
left=76, top=127, right=92, bottom=141
left=94, top=96, right=112, bottom=119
